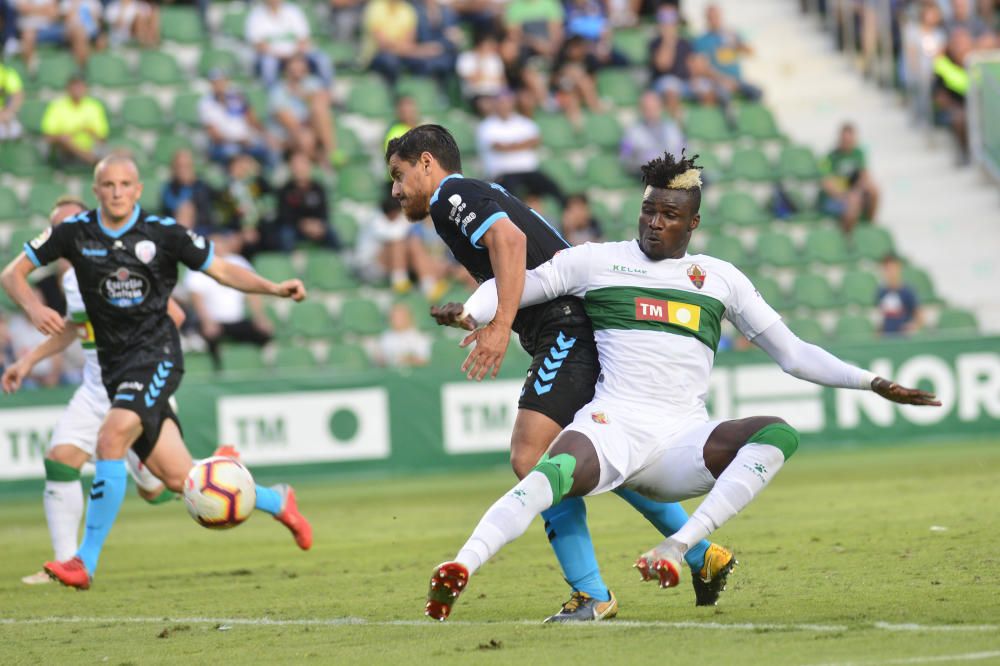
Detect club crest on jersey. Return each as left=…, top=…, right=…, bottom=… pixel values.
left=687, top=264, right=706, bottom=289
left=29, top=226, right=51, bottom=249
left=591, top=412, right=609, bottom=424
left=134, top=240, right=156, bottom=264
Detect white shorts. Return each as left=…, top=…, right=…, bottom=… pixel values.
left=564, top=399, right=721, bottom=503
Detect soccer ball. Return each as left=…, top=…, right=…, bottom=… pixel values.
left=182, top=456, right=257, bottom=529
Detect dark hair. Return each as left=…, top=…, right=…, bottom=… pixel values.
left=385, top=124, right=462, bottom=173
left=640, top=150, right=702, bottom=211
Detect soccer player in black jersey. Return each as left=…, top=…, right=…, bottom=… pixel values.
left=386, top=125, right=730, bottom=622
left=1, top=155, right=312, bottom=589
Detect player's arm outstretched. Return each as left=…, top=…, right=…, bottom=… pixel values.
left=1, top=319, right=76, bottom=393
left=203, top=256, right=306, bottom=301
left=1, top=254, right=65, bottom=335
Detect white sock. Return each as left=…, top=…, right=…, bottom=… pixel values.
left=456, top=471, right=554, bottom=575
left=44, top=480, right=84, bottom=561
left=672, top=444, right=785, bottom=549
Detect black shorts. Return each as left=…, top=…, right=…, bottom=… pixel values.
left=517, top=309, right=600, bottom=428
left=103, top=356, right=184, bottom=461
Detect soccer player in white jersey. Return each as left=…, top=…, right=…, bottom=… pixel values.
left=3, top=197, right=180, bottom=584
left=424, top=153, right=940, bottom=620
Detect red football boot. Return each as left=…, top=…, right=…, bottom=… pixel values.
left=44, top=557, right=92, bottom=590
left=425, top=561, right=469, bottom=621
left=273, top=484, right=312, bottom=551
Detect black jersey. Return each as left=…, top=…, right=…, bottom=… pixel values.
left=428, top=174, right=589, bottom=354
left=24, top=205, right=214, bottom=373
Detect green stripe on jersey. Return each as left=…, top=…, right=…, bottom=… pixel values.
left=583, top=286, right=726, bottom=352
left=70, top=311, right=88, bottom=324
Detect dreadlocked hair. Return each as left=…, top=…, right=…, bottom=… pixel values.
left=640, top=150, right=702, bottom=212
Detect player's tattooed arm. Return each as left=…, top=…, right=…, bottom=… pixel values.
left=0, top=254, right=64, bottom=335
left=1, top=322, right=76, bottom=394
left=204, top=256, right=307, bottom=301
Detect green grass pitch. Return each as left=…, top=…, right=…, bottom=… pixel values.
left=2, top=439, right=998, bottom=665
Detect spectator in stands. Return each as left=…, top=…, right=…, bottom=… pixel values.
left=946, top=0, right=991, bottom=42
left=563, top=0, right=628, bottom=68
left=328, top=0, right=364, bottom=42
left=877, top=253, right=922, bottom=336
left=648, top=5, right=709, bottom=117
left=902, top=0, right=947, bottom=123
left=498, top=28, right=550, bottom=113
left=200, top=68, right=273, bottom=168
left=0, top=57, right=24, bottom=141
left=361, top=194, right=445, bottom=297
left=694, top=3, right=762, bottom=101
left=361, top=0, right=418, bottom=86
left=503, top=0, right=564, bottom=61
left=104, top=0, right=159, bottom=47
left=384, top=95, right=421, bottom=151
left=40, top=74, right=108, bottom=165
left=457, top=30, right=508, bottom=115
left=477, top=89, right=564, bottom=203
left=268, top=53, right=339, bottom=168
left=216, top=153, right=273, bottom=254
left=411, top=0, right=462, bottom=88
left=160, top=149, right=217, bottom=233
left=376, top=302, right=431, bottom=368
left=620, top=90, right=685, bottom=176
left=245, top=0, right=333, bottom=86
left=560, top=193, right=603, bottom=246
left=16, top=0, right=99, bottom=71
left=820, top=122, right=880, bottom=234
left=550, top=35, right=604, bottom=128
left=271, top=151, right=339, bottom=251
left=933, top=27, right=974, bottom=162
left=185, top=231, right=273, bottom=371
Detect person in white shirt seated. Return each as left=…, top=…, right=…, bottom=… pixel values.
left=376, top=302, right=431, bottom=368
left=245, top=0, right=334, bottom=87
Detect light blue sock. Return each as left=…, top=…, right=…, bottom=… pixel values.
left=76, top=459, right=128, bottom=575
left=614, top=488, right=711, bottom=572
left=541, top=496, right=610, bottom=602
left=254, top=485, right=282, bottom=516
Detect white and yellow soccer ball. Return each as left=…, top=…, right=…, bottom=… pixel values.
left=182, top=456, right=257, bottom=529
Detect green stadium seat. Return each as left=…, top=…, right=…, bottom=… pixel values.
left=339, top=298, right=385, bottom=336
left=137, top=52, right=185, bottom=86
left=274, top=344, right=316, bottom=368
left=736, top=104, right=781, bottom=141
left=27, top=182, right=66, bottom=218
left=326, top=343, right=371, bottom=371
left=935, top=308, right=978, bottom=334
left=220, top=9, right=248, bottom=39
left=705, top=235, right=748, bottom=267
left=584, top=157, right=637, bottom=190
left=446, top=114, right=477, bottom=155
left=345, top=76, right=393, bottom=118
left=86, top=53, right=132, bottom=88
left=804, top=227, right=851, bottom=265
left=834, top=315, right=876, bottom=342
left=105, top=136, right=150, bottom=170
left=397, top=76, right=449, bottom=114
left=852, top=224, right=894, bottom=261
left=304, top=251, right=354, bottom=290
left=717, top=191, right=769, bottom=227
left=121, top=95, right=165, bottom=130
left=535, top=112, right=578, bottom=150
left=540, top=157, right=582, bottom=195
left=161, top=6, right=205, bottom=44
left=17, top=98, right=48, bottom=134
left=37, top=52, right=77, bottom=90
left=612, top=27, right=650, bottom=65
left=253, top=253, right=297, bottom=282
left=791, top=273, right=839, bottom=310
left=0, top=142, right=44, bottom=179
left=728, top=147, right=773, bottom=183
left=198, top=49, right=240, bottom=78
left=0, top=187, right=20, bottom=222
left=184, top=353, right=216, bottom=376
left=583, top=113, right=623, bottom=151
left=289, top=301, right=333, bottom=338
left=153, top=135, right=196, bottom=167
left=244, top=86, right=268, bottom=119
left=840, top=271, right=879, bottom=306
left=172, top=92, right=203, bottom=126
left=901, top=266, right=940, bottom=304
left=336, top=164, right=382, bottom=203
left=331, top=210, right=359, bottom=248
left=336, top=126, right=366, bottom=163
left=321, top=41, right=358, bottom=69
left=220, top=344, right=265, bottom=372
left=684, top=107, right=733, bottom=143
left=597, top=70, right=641, bottom=107
left=693, top=149, right=729, bottom=184
left=752, top=274, right=786, bottom=309
left=779, top=145, right=821, bottom=180
left=785, top=316, right=825, bottom=342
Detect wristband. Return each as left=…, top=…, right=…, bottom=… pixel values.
left=859, top=370, right=878, bottom=390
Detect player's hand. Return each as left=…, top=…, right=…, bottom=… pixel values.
left=1, top=359, right=30, bottom=394
left=871, top=377, right=942, bottom=406
left=27, top=304, right=64, bottom=336
left=460, top=320, right=511, bottom=381
left=430, top=302, right=476, bottom=331
left=276, top=279, right=307, bottom=302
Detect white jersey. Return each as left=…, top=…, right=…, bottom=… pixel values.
left=62, top=269, right=103, bottom=391
left=526, top=241, right=781, bottom=423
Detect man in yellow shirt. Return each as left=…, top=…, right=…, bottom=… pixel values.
left=361, top=0, right=417, bottom=85
left=0, top=60, right=25, bottom=140
left=41, top=74, right=109, bottom=165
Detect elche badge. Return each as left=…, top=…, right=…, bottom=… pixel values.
left=687, top=264, right=706, bottom=289
left=135, top=240, right=156, bottom=264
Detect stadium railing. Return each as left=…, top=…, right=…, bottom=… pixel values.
left=967, top=50, right=1000, bottom=185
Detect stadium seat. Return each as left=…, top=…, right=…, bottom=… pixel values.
left=901, top=265, right=940, bottom=304
left=778, top=145, right=822, bottom=180
left=153, top=135, right=196, bottom=167
left=27, top=182, right=66, bottom=218
left=289, top=301, right=333, bottom=338
left=345, top=76, right=393, bottom=118
left=735, top=104, right=782, bottom=141
left=85, top=53, right=132, bottom=88
left=220, top=344, right=265, bottom=372
left=791, top=273, right=839, bottom=310
left=597, top=70, right=641, bottom=107
left=935, top=307, right=978, bottom=334
left=804, top=227, right=851, bottom=265
left=105, top=136, right=150, bottom=170
left=6, top=227, right=43, bottom=260
left=37, top=52, right=76, bottom=90
left=326, top=343, right=371, bottom=371
left=728, top=147, right=773, bottom=182
left=445, top=114, right=477, bottom=155
left=612, top=27, right=650, bottom=65
left=220, top=9, right=248, bottom=39
left=833, top=315, right=876, bottom=342
left=705, top=235, right=749, bottom=267
left=397, top=76, right=449, bottom=114
left=785, top=316, right=826, bottom=342
left=17, top=98, right=47, bottom=134
left=540, top=157, right=582, bottom=195
left=432, top=336, right=470, bottom=368
left=840, top=270, right=879, bottom=306
left=693, top=149, right=729, bottom=184
left=198, top=49, right=240, bottom=78
left=752, top=274, right=787, bottom=309
left=337, top=164, right=382, bottom=203
left=684, top=107, right=733, bottom=143
left=584, top=157, right=637, bottom=190
left=717, top=191, right=769, bottom=227
left=138, top=52, right=186, bottom=87
left=172, top=92, right=203, bottom=127
left=253, top=253, right=297, bottom=282
left=339, top=298, right=385, bottom=336
left=0, top=186, right=20, bottom=222
left=584, top=114, right=623, bottom=152
left=320, top=41, right=358, bottom=69
left=121, top=95, right=165, bottom=130
left=336, top=126, right=365, bottom=164
left=331, top=210, right=360, bottom=248
left=304, top=251, right=354, bottom=290
left=274, top=345, right=316, bottom=368
left=0, top=142, right=46, bottom=178
left=535, top=113, right=579, bottom=150
left=852, top=224, right=894, bottom=261
left=161, top=6, right=204, bottom=44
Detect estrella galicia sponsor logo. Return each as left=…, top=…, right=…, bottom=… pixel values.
left=100, top=267, right=150, bottom=307
left=81, top=246, right=108, bottom=257
left=612, top=264, right=648, bottom=275
left=116, top=381, right=144, bottom=392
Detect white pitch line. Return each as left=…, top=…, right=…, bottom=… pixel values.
left=806, top=650, right=1000, bottom=666
left=874, top=622, right=1000, bottom=633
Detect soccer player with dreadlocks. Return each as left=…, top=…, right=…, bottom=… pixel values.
left=424, top=152, right=940, bottom=620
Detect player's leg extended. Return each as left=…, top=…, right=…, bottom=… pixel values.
left=637, top=417, right=800, bottom=588
left=612, top=489, right=712, bottom=573
left=427, top=431, right=602, bottom=620
left=38, top=446, right=90, bottom=570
